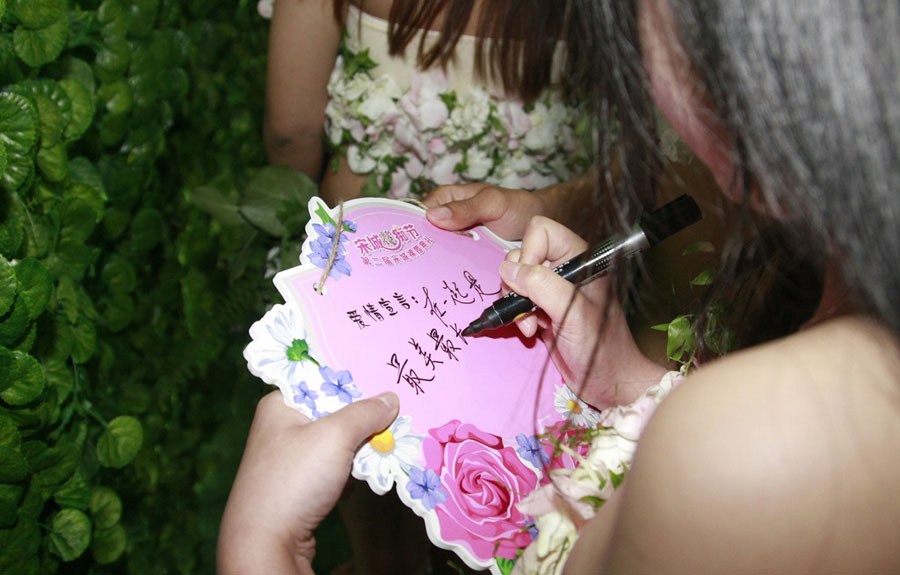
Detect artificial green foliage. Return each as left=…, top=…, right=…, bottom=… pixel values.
left=0, top=1, right=313, bottom=573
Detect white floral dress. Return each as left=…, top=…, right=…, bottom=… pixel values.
left=324, top=4, right=594, bottom=198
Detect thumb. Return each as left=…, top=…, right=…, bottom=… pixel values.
left=324, top=392, right=400, bottom=447
left=426, top=188, right=506, bottom=231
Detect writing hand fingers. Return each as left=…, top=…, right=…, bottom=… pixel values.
left=518, top=216, right=589, bottom=268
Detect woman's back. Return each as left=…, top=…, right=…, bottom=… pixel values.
left=565, top=315, right=900, bottom=573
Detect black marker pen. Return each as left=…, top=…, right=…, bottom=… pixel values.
left=461, top=194, right=702, bottom=337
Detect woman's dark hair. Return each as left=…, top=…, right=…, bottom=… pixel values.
left=592, top=0, right=900, bottom=340
left=332, top=0, right=587, bottom=102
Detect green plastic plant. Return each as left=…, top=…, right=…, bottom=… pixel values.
left=0, top=1, right=319, bottom=573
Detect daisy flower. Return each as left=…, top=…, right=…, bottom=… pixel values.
left=553, top=383, right=603, bottom=428
left=244, top=304, right=319, bottom=387
left=354, top=415, right=423, bottom=493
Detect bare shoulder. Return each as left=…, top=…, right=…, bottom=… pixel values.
left=605, top=316, right=900, bottom=574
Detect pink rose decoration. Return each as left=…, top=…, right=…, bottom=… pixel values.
left=423, top=420, right=539, bottom=561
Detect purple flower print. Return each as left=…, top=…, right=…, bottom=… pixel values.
left=407, top=467, right=448, bottom=510
left=516, top=434, right=550, bottom=468
left=291, top=381, right=318, bottom=410
left=309, top=222, right=352, bottom=279
left=319, top=366, right=361, bottom=404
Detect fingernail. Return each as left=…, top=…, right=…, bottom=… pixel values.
left=427, top=206, right=451, bottom=221
left=374, top=392, right=398, bottom=411
left=499, top=261, right=521, bottom=283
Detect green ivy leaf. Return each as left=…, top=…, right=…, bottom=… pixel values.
left=90, top=486, right=122, bottom=529
left=29, top=92, right=65, bottom=148
left=101, top=255, right=136, bottom=294
left=67, top=157, right=105, bottom=196
left=0, top=483, right=24, bottom=528
left=96, top=415, right=142, bottom=468
left=14, top=258, right=52, bottom=320
left=690, top=267, right=716, bottom=286
left=0, top=445, right=29, bottom=482
left=189, top=185, right=244, bottom=226
left=97, top=0, right=124, bottom=24
left=102, top=293, right=133, bottom=332
left=124, top=0, right=159, bottom=38
left=37, top=140, right=68, bottom=182
left=0, top=413, right=20, bottom=447
left=0, top=294, right=30, bottom=347
left=60, top=197, right=98, bottom=243
left=69, top=316, right=96, bottom=364
left=97, top=80, right=132, bottom=116
left=495, top=558, right=516, bottom=575
left=0, top=140, right=7, bottom=179
left=13, top=16, right=69, bottom=69
left=681, top=240, right=715, bottom=257
left=48, top=508, right=91, bottom=562
left=48, top=236, right=95, bottom=280
left=1, top=350, right=45, bottom=405
left=54, top=471, right=91, bottom=510
left=22, top=211, right=56, bottom=259
left=240, top=166, right=318, bottom=236
left=0, top=91, right=38, bottom=191
left=56, top=274, right=78, bottom=324
left=42, top=357, right=73, bottom=402
left=59, top=79, right=94, bottom=141
left=0, top=516, right=41, bottom=570
left=62, top=57, right=96, bottom=94
left=92, top=523, right=126, bottom=564
left=12, top=0, right=66, bottom=29
left=666, top=315, right=694, bottom=363
left=126, top=208, right=164, bottom=253
left=30, top=444, right=77, bottom=498
left=102, top=207, right=130, bottom=240
left=0, top=255, right=15, bottom=317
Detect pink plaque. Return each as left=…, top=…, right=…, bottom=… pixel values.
left=244, top=198, right=604, bottom=574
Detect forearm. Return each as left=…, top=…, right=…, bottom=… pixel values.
left=534, top=167, right=598, bottom=237
left=263, top=120, right=326, bottom=181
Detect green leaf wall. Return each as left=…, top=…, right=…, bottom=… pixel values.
left=0, top=1, right=318, bottom=572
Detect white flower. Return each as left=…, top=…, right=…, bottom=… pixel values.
left=244, top=304, right=319, bottom=388
left=353, top=415, right=423, bottom=494
left=394, top=116, right=429, bottom=160
left=430, top=151, right=463, bottom=185
left=347, top=145, right=377, bottom=173
left=512, top=486, right=577, bottom=575
left=497, top=99, right=532, bottom=138
left=388, top=168, right=411, bottom=198
left=257, top=0, right=273, bottom=19
left=401, top=69, right=449, bottom=132
left=444, top=88, right=491, bottom=142
left=524, top=102, right=560, bottom=153
left=464, top=146, right=493, bottom=180
left=359, top=92, right=398, bottom=124
left=585, top=429, right=636, bottom=474
left=553, top=383, right=603, bottom=427
left=341, top=73, right=372, bottom=103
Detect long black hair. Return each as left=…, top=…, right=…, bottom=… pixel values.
left=591, top=0, right=900, bottom=343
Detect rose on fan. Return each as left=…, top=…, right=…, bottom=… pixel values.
left=422, top=420, right=539, bottom=562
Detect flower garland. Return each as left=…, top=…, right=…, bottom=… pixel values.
left=511, top=371, right=684, bottom=575
left=324, top=41, right=595, bottom=198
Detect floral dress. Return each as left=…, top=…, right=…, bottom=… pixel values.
left=324, top=4, right=594, bottom=199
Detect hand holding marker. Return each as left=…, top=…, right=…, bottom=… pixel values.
left=462, top=195, right=703, bottom=336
